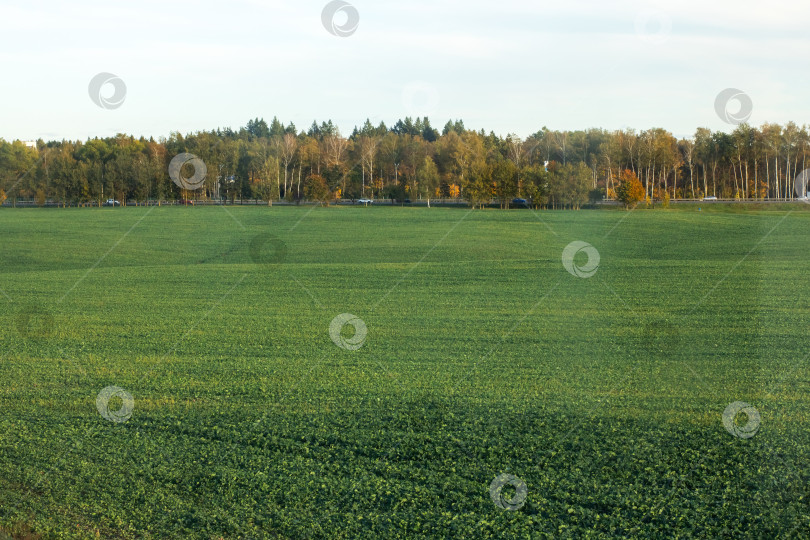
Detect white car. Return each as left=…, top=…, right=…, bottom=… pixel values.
left=702, top=196, right=717, bottom=201
left=357, top=198, right=373, bottom=204
left=103, top=199, right=121, bottom=206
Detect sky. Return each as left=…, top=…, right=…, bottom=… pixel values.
left=1, top=0, right=809, bottom=142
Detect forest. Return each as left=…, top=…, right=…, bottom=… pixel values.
left=1, top=117, right=808, bottom=208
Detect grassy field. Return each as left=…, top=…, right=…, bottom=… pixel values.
left=0, top=204, right=808, bottom=539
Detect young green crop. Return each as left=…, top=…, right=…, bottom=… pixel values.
left=0, top=206, right=807, bottom=538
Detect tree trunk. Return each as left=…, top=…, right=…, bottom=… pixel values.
left=689, top=166, right=694, bottom=198
left=765, top=155, right=770, bottom=198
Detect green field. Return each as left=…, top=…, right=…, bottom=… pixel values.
left=0, top=205, right=808, bottom=539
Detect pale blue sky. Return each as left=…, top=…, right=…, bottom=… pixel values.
left=1, top=0, right=808, bottom=141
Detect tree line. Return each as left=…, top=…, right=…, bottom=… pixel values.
left=2, top=117, right=809, bottom=208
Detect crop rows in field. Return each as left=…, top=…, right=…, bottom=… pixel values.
left=0, top=206, right=808, bottom=538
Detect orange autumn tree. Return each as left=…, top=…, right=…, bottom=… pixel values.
left=616, top=169, right=645, bottom=209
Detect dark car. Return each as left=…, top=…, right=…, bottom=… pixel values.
left=179, top=199, right=196, bottom=206
left=512, top=198, right=528, bottom=205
